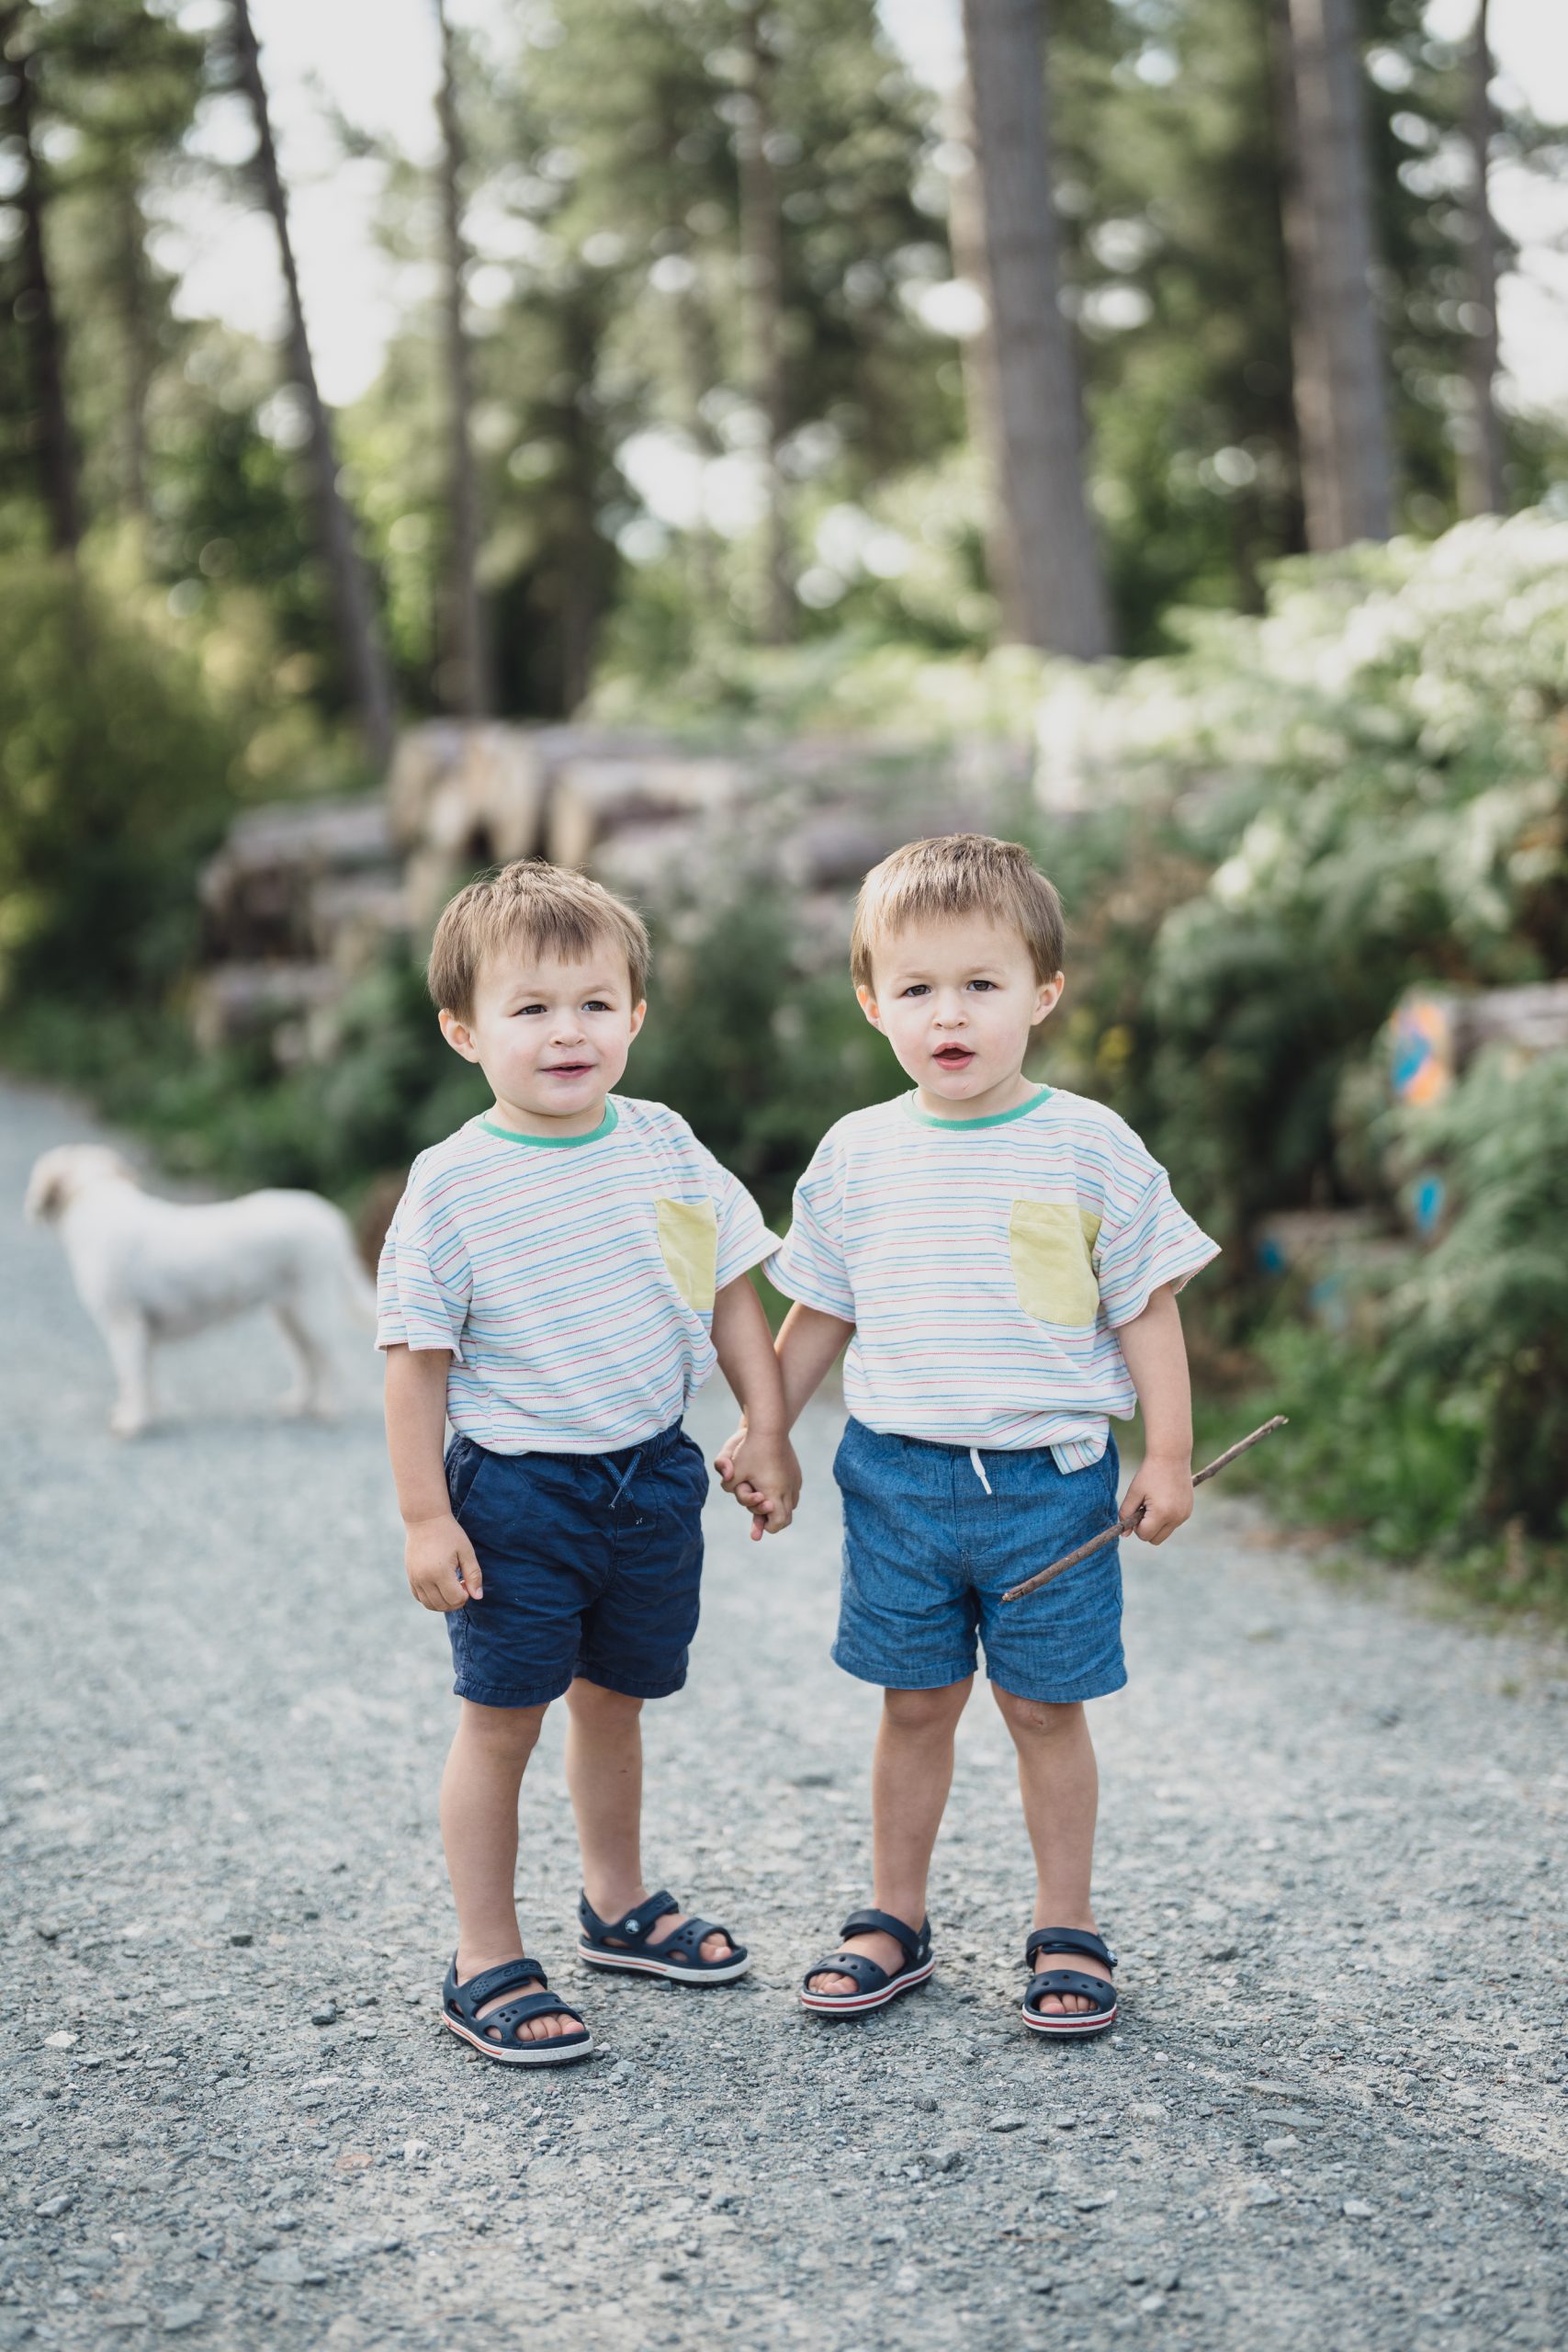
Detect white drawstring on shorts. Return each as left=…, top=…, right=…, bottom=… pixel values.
left=968, top=1446, right=993, bottom=1495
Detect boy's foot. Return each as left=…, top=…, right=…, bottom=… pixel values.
left=455, top=1953, right=579, bottom=2043
left=805, top=1928, right=907, bottom=1999
left=1027, top=1919, right=1111, bottom=2018
left=581, top=1888, right=737, bottom=1969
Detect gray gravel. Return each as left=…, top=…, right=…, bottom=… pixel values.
left=2, top=1074, right=1566, bottom=2352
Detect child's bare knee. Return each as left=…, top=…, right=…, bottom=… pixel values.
left=565, top=1678, right=643, bottom=1722
left=993, top=1687, right=1083, bottom=1741
left=460, top=1699, right=547, bottom=1759
left=883, top=1681, right=969, bottom=1736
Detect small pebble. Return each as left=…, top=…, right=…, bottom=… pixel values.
left=988, top=2114, right=1027, bottom=2133
left=43, top=2030, right=78, bottom=2050
left=310, top=2002, right=338, bottom=2027
left=1342, top=2199, right=1376, bottom=2221
left=228, top=1931, right=254, bottom=1947
left=1247, top=2184, right=1282, bottom=2207
left=1263, top=2135, right=1300, bottom=2155
left=160, top=2305, right=206, bottom=2336
left=35, top=2194, right=74, bottom=2219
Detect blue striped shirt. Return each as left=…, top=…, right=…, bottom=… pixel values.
left=376, top=1098, right=780, bottom=1453
left=765, top=1087, right=1218, bottom=1470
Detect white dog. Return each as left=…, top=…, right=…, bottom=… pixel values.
left=25, top=1143, right=378, bottom=1437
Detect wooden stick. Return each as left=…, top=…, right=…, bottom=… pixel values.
left=999, top=1415, right=1289, bottom=1604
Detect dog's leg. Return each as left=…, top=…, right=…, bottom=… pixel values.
left=273, top=1301, right=337, bottom=1419
left=103, top=1311, right=154, bottom=1439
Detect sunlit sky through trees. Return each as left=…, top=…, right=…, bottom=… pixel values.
left=157, top=0, right=1568, bottom=433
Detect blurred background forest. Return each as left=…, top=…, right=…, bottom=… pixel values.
left=2, top=0, right=1566, bottom=1602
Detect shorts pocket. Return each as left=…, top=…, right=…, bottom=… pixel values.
left=1009, top=1200, right=1103, bottom=1329
left=656, top=1197, right=718, bottom=1313
left=446, top=1437, right=491, bottom=1520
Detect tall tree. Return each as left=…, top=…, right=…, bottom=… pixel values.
left=432, top=0, right=490, bottom=715
left=1457, top=0, right=1504, bottom=515
left=1273, top=0, right=1393, bottom=546
left=732, top=5, right=790, bottom=644
left=959, top=0, right=1111, bottom=659
left=226, top=0, right=394, bottom=765
left=1, top=5, right=82, bottom=554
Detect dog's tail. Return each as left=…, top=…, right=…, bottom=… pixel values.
left=333, top=1212, right=379, bottom=1327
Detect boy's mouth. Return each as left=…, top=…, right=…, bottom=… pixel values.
left=932, top=1046, right=976, bottom=1069
left=542, top=1061, right=593, bottom=1078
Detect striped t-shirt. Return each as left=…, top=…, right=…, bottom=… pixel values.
left=765, top=1086, right=1218, bottom=1470
left=376, top=1098, right=780, bottom=1453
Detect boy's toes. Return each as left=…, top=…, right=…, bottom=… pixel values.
left=699, top=1928, right=735, bottom=1964
left=807, top=1968, right=859, bottom=1996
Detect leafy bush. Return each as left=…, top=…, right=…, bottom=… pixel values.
left=0, top=552, right=243, bottom=1004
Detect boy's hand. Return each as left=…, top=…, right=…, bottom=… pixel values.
left=404, top=1511, right=483, bottom=1610
left=715, top=1427, right=800, bottom=1541
left=1118, top=1454, right=1193, bottom=1544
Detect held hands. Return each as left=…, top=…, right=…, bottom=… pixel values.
left=715, top=1423, right=800, bottom=1542
left=1117, top=1452, right=1194, bottom=1545
left=404, top=1511, right=484, bottom=1611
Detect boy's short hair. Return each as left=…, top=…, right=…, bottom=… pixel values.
left=428, top=859, right=651, bottom=1017
left=850, top=833, right=1066, bottom=991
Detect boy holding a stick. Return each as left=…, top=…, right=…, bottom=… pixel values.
left=720, top=834, right=1218, bottom=2038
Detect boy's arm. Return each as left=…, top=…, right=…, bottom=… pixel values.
left=1112, top=1283, right=1194, bottom=1543
left=383, top=1343, right=483, bottom=1607
left=716, top=1299, right=854, bottom=1500
left=709, top=1274, right=801, bottom=1541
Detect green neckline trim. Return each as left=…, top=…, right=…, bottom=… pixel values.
left=479, top=1101, right=620, bottom=1149
left=902, top=1085, right=1054, bottom=1132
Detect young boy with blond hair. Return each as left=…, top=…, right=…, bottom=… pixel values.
left=722, top=833, right=1216, bottom=2038
left=379, top=859, right=798, bottom=2064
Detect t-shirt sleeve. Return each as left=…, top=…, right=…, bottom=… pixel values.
left=375, top=1162, right=473, bottom=1359
left=697, top=1150, right=784, bottom=1290
left=1093, top=1134, right=1219, bottom=1329
left=765, top=1135, right=855, bottom=1321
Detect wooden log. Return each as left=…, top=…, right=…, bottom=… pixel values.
left=190, top=961, right=342, bottom=1054
left=545, top=755, right=745, bottom=873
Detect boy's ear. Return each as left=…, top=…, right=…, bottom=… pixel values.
left=855, top=982, right=886, bottom=1034
left=627, top=999, right=648, bottom=1044
left=1032, top=972, right=1066, bottom=1024
left=438, top=1007, right=482, bottom=1063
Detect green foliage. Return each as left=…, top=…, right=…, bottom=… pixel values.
left=1383, top=1049, right=1568, bottom=1537
left=0, top=550, right=241, bottom=1001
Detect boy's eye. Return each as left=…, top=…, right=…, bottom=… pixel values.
left=898, top=984, right=931, bottom=999
left=967, top=979, right=998, bottom=992
left=511, top=1003, right=546, bottom=1017
left=582, top=999, right=613, bottom=1013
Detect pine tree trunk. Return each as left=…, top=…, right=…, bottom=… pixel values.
left=735, top=5, right=791, bottom=646
left=959, top=0, right=1111, bottom=660
left=117, top=183, right=153, bottom=520
left=1273, top=0, right=1393, bottom=548
left=229, top=0, right=394, bottom=766
left=1458, top=0, right=1505, bottom=516
left=433, top=0, right=490, bottom=716
left=2, top=11, right=82, bottom=556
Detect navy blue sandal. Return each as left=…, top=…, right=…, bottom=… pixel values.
left=577, top=1890, right=749, bottom=1984
left=799, top=1907, right=934, bottom=2015
left=442, top=1955, right=593, bottom=2065
left=1021, top=1927, right=1118, bottom=2039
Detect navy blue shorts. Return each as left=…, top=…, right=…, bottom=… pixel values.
left=443, top=1423, right=709, bottom=1710
left=832, top=1419, right=1126, bottom=1705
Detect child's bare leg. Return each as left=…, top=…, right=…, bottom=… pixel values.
left=563, top=1679, right=733, bottom=1962
left=992, top=1688, right=1108, bottom=2016
left=440, top=1697, right=573, bottom=2041
left=807, top=1678, right=973, bottom=1994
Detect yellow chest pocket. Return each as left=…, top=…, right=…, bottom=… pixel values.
left=1009, top=1200, right=1103, bottom=1329
left=656, top=1197, right=719, bottom=1314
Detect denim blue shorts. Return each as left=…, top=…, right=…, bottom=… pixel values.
left=831, top=1419, right=1126, bottom=1704
left=443, top=1423, right=708, bottom=1710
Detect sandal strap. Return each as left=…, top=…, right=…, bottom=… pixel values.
left=487, top=1989, right=587, bottom=2035
left=1025, top=1968, right=1117, bottom=2015
left=648, top=1915, right=732, bottom=1963
left=450, top=1956, right=549, bottom=2013
left=1025, top=1926, right=1116, bottom=1972
left=578, top=1888, right=679, bottom=1946
left=805, top=1951, right=892, bottom=1996
left=840, top=1908, right=928, bottom=1968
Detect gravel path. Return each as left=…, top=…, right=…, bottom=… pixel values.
left=2, top=1076, right=1566, bottom=2352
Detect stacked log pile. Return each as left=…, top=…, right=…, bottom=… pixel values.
left=193, top=722, right=1033, bottom=1062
